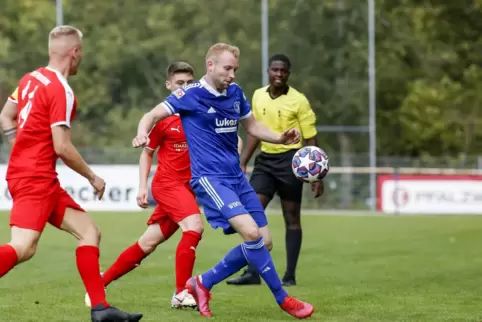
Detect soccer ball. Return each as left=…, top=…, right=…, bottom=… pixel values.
left=291, top=146, right=329, bottom=183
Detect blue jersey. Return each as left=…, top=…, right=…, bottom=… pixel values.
left=163, top=77, right=251, bottom=180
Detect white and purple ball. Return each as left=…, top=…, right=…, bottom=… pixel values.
left=291, top=146, right=329, bottom=183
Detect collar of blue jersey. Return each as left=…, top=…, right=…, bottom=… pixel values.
left=200, top=76, right=227, bottom=96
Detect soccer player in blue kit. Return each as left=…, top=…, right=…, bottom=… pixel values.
left=132, top=43, right=314, bottom=319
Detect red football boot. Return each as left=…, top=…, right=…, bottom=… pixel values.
left=186, top=276, right=213, bottom=317
left=280, top=296, right=314, bottom=319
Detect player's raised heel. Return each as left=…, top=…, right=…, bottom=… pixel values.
left=280, top=296, right=314, bottom=319
left=90, top=305, right=143, bottom=322
left=186, top=276, right=213, bottom=317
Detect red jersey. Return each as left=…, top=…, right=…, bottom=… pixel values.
left=6, top=67, right=77, bottom=180
left=146, top=115, right=191, bottom=184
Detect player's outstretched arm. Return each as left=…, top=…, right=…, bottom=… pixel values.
left=133, top=103, right=170, bottom=148
left=52, top=126, right=105, bottom=199
left=241, top=114, right=282, bottom=143
left=0, top=100, right=18, bottom=145
left=241, top=114, right=300, bottom=145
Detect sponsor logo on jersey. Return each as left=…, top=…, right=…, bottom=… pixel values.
left=174, top=142, right=188, bottom=152
left=215, top=118, right=238, bottom=133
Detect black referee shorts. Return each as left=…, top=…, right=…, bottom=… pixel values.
left=249, top=149, right=303, bottom=204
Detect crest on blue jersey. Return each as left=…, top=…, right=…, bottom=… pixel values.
left=233, top=101, right=240, bottom=113
left=173, top=88, right=185, bottom=99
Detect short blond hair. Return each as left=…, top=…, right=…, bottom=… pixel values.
left=48, top=25, right=83, bottom=49
left=205, top=43, right=240, bottom=61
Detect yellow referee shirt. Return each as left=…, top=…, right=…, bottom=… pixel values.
left=252, top=85, right=317, bottom=154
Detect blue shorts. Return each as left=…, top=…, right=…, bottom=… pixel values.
left=191, top=175, right=267, bottom=235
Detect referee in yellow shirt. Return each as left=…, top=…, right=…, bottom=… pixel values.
left=227, top=54, right=324, bottom=287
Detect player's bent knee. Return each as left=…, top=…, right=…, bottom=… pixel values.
left=138, top=225, right=165, bottom=254
left=138, top=237, right=160, bottom=254
left=229, top=214, right=261, bottom=241
left=80, top=223, right=101, bottom=246
left=238, top=225, right=261, bottom=242
left=137, top=238, right=157, bottom=254
left=61, top=209, right=101, bottom=246
left=9, top=226, right=41, bottom=263
left=244, top=228, right=261, bottom=242
left=9, top=242, right=37, bottom=263
left=179, top=214, right=204, bottom=234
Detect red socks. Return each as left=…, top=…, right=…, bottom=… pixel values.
left=0, top=244, right=18, bottom=277
left=175, top=231, right=202, bottom=294
left=102, top=242, right=147, bottom=287
left=76, top=245, right=108, bottom=308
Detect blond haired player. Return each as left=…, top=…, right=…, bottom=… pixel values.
left=0, top=26, right=142, bottom=322
left=132, top=43, right=313, bottom=319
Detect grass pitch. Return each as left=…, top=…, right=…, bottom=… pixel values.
left=0, top=211, right=481, bottom=321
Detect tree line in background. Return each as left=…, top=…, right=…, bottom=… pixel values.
left=1, top=0, right=482, bottom=163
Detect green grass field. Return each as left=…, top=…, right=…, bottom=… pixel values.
left=1, top=211, right=482, bottom=321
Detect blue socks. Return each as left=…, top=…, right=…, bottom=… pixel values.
left=201, top=244, right=248, bottom=290
left=242, top=237, right=288, bottom=304
left=201, top=237, right=288, bottom=304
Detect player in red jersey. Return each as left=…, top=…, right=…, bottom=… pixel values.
left=0, top=25, right=142, bottom=322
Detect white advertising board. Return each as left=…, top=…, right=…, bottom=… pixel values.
left=0, top=165, right=141, bottom=212
left=378, top=175, right=482, bottom=214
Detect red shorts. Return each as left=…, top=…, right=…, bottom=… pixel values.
left=8, top=177, right=85, bottom=232
left=147, top=181, right=200, bottom=239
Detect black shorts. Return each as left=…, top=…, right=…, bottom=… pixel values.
left=249, top=149, right=303, bottom=204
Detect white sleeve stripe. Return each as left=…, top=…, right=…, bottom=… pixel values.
left=145, top=147, right=155, bottom=151
left=239, top=111, right=252, bottom=120
left=7, top=98, right=17, bottom=104
left=54, top=72, right=74, bottom=127
left=163, top=101, right=174, bottom=115
left=51, top=121, right=71, bottom=128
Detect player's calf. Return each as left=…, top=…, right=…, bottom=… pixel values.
left=175, top=214, right=203, bottom=298
left=61, top=209, right=101, bottom=247
left=137, top=223, right=167, bottom=254
left=100, top=224, right=165, bottom=290
left=61, top=208, right=107, bottom=308
left=228, top=215, right=290, bottom=304
left=8, top=226, right=41, bottom=263
left=225, top=225, right=274, bottom=286
left=0, top=226, right=40, bottom=277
